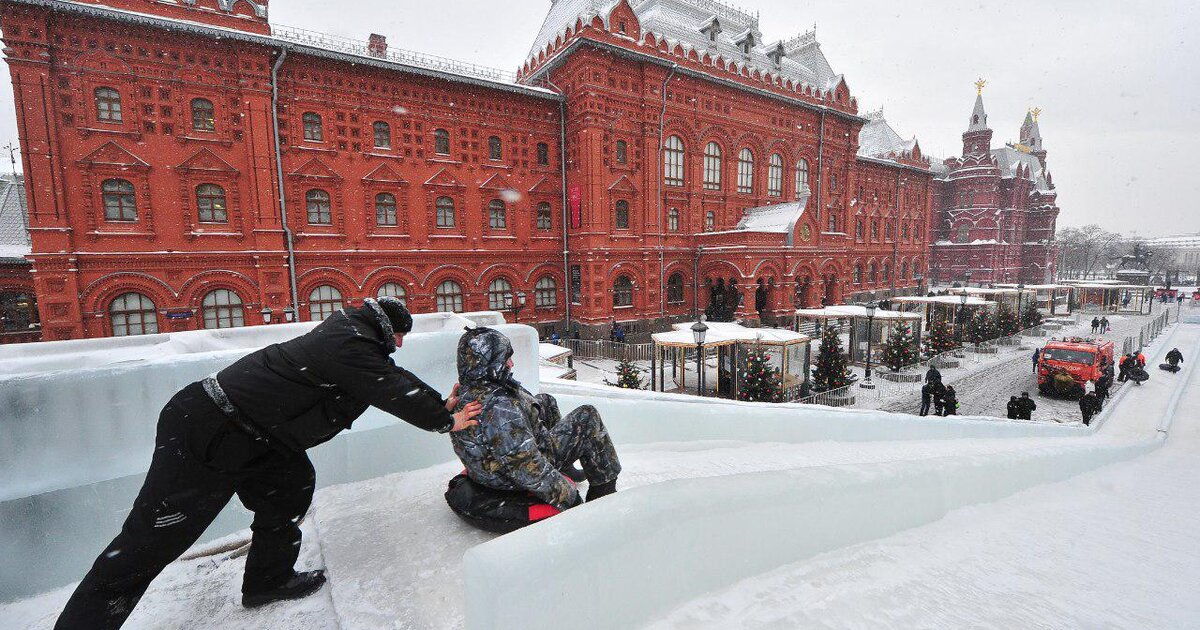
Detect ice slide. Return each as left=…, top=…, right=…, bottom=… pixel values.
left=0, top=316, right=1189, bottom=629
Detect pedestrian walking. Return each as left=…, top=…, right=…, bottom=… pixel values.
left=1079, top=391, right=1100, bottom=426
left=1017, top=391, right=1037, bottom=420
left=53, top=298, right=484, bottom=628
left=1090, top=317, right=1100, bottom=334
left=1100, top=317, right=1110, bottom=333
left=919, top=382, right=934, bottom=416
left=1006, top=396, right=1019, bottom=419
left=1032, top=347, right=1041, bottom=373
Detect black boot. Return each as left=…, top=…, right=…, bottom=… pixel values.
left=242, top=570, right=327, bottom=609
left=586, top=479, right=617, bottom=502
left=560, top=464, right=586, bottom=483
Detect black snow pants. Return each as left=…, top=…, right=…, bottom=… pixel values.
left=919, top=394, right=931, bottom=416
left=55, top=382, right=316, bottom=630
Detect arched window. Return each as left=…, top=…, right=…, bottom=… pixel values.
left=615, top=140, right=628, bottom=165
left=956, top=223, right=971, bottom=243
left=795, top=159, right=810, bottom=198
left=376, top=282, right=407, bottom=305
left=302, top=112, right=323, bottom=141
left=855, top=218, right=865, bottom=240
left=94, top=87, right=122, bottom=123
left=853, top=265, right=863, bottom=285
left=615, top=200, right=630, bottom=230
left=109, top=292, right=158, bottom=337
left=668, top=208, right=680, bottom=232
left=703, top=142, right=722, bottom=190
left=902, top=221, right=910, bottom=240
left=869, top=263, right=879, bottom=284
left=191, top=98, right=215, bottom=132
left=375, top=193, right=397, bottom=226
left=831, top=173, right=839, bottom=192
left=201, top=289, right=244, bottom=329
left=827, top=212, right=838, bottom=233
left=767, top=153, right=783, bottom=197
left=488, top=199, right=507, bottom=229
left=488, top=136, right=502, bottom=161
left=436, top=280, right=463, bottom=313
left=871, top=219, right=879, bottom=241
left=102, top=179, right=137, bottom=221
left=667, top=272, right=685, bottom=304
left=705, top=211, right=715, bottom=232
left=901, top=262, right=909, bottom=280
left=663, top=135, right=684, bottom=186
left=913, top=260, right=922, bottom=279
left=535, top=277, right=557, bottom=309
left=536, top=202, right=553, bottom=230
left=737, top=148, right=754, bottom=194
left=196, top=184, right=228, bottom=223
left=488, top=278, right=514, bottom=311
left=537, top=142, right=549, bottom=166
left=436, top=196, right=455, bottom=228
left=434, top=128, right=451, bottom=155
left=613, top=276, right=634, bottom=308
left=373, top=121, right=391, bottom=149
left=306, top=189, right=332, bottom=225
left=308, top=285, right=342, bottom=321
left=882, top=263, right=891, bottom=282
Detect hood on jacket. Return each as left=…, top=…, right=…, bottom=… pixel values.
left=457, top=327, right=517, bottom=386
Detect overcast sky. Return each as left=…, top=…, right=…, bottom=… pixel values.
left=1, top=0, right=1196, bottom=236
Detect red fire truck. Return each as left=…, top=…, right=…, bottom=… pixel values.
left=1037, top=338, right=1116, bottom=397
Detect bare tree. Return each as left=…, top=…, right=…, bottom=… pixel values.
left=1057, top=224, right=1124, bottom=279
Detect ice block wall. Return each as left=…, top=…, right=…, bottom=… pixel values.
left=0, top=314, right=535, bottom=602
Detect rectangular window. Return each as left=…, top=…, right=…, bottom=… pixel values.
left=570, top=265, right=582, bottom=305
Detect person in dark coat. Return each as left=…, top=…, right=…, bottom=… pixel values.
left=925, top=365, right=942, bottom=385
left=941, top=386, right=959, bottom=416
left=1017, top=392, right=1037, bottom=420
left=1166, top=348, right=1184, bottom=368
left=1006, top=396, right=1020, bottom=419
left=54, top=298, right=483, bottom=629
left=446, top=327, right=621, bottom=532
left=1079, top=391, right=1101, bottom=426
left=919, top=382, right=934, bottom=416
left=1095, top=374, right=1112, bottom=405
left=1090, top=317, right=1100, bottom=334
left=1118, top=353, right=1133, bottom=382
left=1100, top=317, right=1110, bottom=333
left=1032, top=348, right=1041, bottom=373
left=931, top=381, right=948, bottom=416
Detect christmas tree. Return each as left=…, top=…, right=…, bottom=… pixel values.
left=880, top=322, right=918, bottom=372
left=811, top=326, right=854, bottom=392
left=1021, top=300, right=1044, bottom=328
left=924, top=318, right=959, bottom=356
left=738, top=345, right=783, bottom=402
left=604, top=356, right=643, bottom=390
left=967, top=308, right=999, bottom=343
left=996, top=306, right=1020, bottom=337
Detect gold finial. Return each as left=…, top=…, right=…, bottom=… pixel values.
left=974, top=77, right=987, bottom=95
left=1031, top=107, right=1042, bottom=122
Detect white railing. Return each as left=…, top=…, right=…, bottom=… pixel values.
left=797, top=384, right=855, bottom=407
left=564, top=339, right=653, bottom=363
left=272, top=24, right=519, bottom=84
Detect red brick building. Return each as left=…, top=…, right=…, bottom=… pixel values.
left=1, top=0, right=934, bottom=341
left=929, top=87, right=1060, bottom=285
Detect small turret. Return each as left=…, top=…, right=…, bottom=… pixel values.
left=962, top=78, right=993, bottom=157
left=1020, top=108, right=1048, bottom=169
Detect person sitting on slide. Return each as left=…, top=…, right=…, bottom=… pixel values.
left=445, top=327, right=622, bottom=533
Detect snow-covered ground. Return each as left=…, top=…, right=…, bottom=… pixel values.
left=3, top=315, right=1194, bottom=630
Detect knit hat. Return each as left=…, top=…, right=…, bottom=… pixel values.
left=378, top=297, right=413, bottom=334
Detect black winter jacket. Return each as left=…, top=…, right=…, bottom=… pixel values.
left=214, top=301, right=454, bottom=452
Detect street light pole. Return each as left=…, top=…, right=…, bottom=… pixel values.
left=861, top=302, right=878, bottom=390
left=1016, top=282, right=1025, bottom=329
left=957, top=292, right=969, bottom=352
left=692, top=319, right=708, bottom=397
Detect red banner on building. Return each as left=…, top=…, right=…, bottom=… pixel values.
left=569, top=185, right=582, bottom=229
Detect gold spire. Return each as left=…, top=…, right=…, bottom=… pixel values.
left=1031, top=107, right=1042, bottom=122
left=974, top=77, right=987, bottom=95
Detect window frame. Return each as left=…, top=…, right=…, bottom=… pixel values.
left=435, top=280, right=464, bottom=313
left=536, top=202, right=553, bottom=231
left=375, top=192, right=398, bottom=226
left=434, top=129, right=451, bottom=155
left=435, top=196, right=456, bottom=228
left=663, top=135, right=685, bottom=187
left=613, top=275, right=634, bottom=308
left=668, top=208, right=680, bottom=232
left=94, top=87, right=123, bottom=124
left=615, top=200, right=630, bottom=230
left=703, top=142, right=723, bottom=190
left=615, top=140, right=628, bottom=165
left=305, top=189, right=332, bottom=225
left=737, top=148, right=755, bottom=194
left=536, top=142, right=549, bottom=166
left=667, top=272, right=685, bottom=304
left=767, top=153, right=783, bottom=197
left=795, top=159, right=810, bottom=198
left=535, top=276, right=558, bottom=309
left=308, top=285, right=343, bottom=321
left=109, top=292, right=158, bottom=337
left=488, top=199, right=507, bottom=230
left=376, top=282, right=407, bottom=304
left=302, top=112, right=324, bottom=142
left=190, top=98, right=215, bottom=132
left=488, top=136, right=503, bottom=161
left=373, top=121, right=392, bottom=149
left=102, top=178, right=138, bottom=222
left=195, top=183, right=228, bottom=223
left=487, top=278, right=514, bottom=311
left=201, top=289, right=244, bottom=330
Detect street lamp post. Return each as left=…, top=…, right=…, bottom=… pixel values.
left=964, top=269, right=973, bottom=288
left=1016, top=283, right=1025, bottom=330
left=861, top=302, right=878, bottom=390
left=957, top=292, right=969, bottom=353
left=260, top=306, right=273, bottom=325
left=692, top=319, right=708, bottom=397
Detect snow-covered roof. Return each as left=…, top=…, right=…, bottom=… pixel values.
left=991, top=146, right=1053, bottom=192
left=539, top=342, right=572, bottom=362
left=856, top=110, right=921, bottom=164
left=944, top=287, right=1031, bottom=296
left=0, top=174, right=30, bottom=262
left=735, top=200, right=806, bottom=234
left=893, top=295, right=993, bottom=306
left=967, top=93, right=988, bottom=132
left=526, top=0, right=840, bottom=94
left=1142, top=234, right=1200, bottom=250
left=795, top=305, right=922, bottom=320
left=654, top=321, right=809, bottom=346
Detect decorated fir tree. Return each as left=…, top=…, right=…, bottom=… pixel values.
left=1021, top=300, right=1044, bottom=328
left=605, top=356, right=643, bottom=390
left=880, top=322, right=918, bottom=372
left=811, top=326, right=854, bottom=392
left=738, top=345, right=783, bottom=402
left=967, top=309, right=999, bottom=343
left=996, top=306, right=1021, bottom=337
left=924, top=318, right=959, bottom=356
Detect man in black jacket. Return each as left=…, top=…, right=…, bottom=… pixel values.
left=1016, top=391, right=1037, bottom=420
left=55, top=298, right=482, bottom=629
left=919, top=382, right=934, bottom=416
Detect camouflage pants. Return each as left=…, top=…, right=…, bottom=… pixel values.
left=536, top=394, right=622, bottom=485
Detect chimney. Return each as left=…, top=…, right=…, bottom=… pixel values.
left=368, top=34, right=388, bottom=58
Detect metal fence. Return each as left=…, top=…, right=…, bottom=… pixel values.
left=564, top=339, right=653, bottom=363
left=797, top=384, right=855, bottom=407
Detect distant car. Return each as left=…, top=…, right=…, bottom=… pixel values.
left=1037, top=338, right=1115, bottom=398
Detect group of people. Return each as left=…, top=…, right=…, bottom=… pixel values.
left=1118, top=350, right=1149, bottom=385
left=1005, top=392, right=1039, bottom=420
left=1089, top=316, right=1111, bottom=335
left=919, top=366, right=959, bottom=416
left=54, top=299, right=623, bottom=629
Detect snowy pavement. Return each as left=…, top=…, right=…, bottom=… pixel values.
left=650, top=322, right=1200, bottom=629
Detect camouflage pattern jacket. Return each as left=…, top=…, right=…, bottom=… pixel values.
left=450, top=328, right=580, bottom=510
